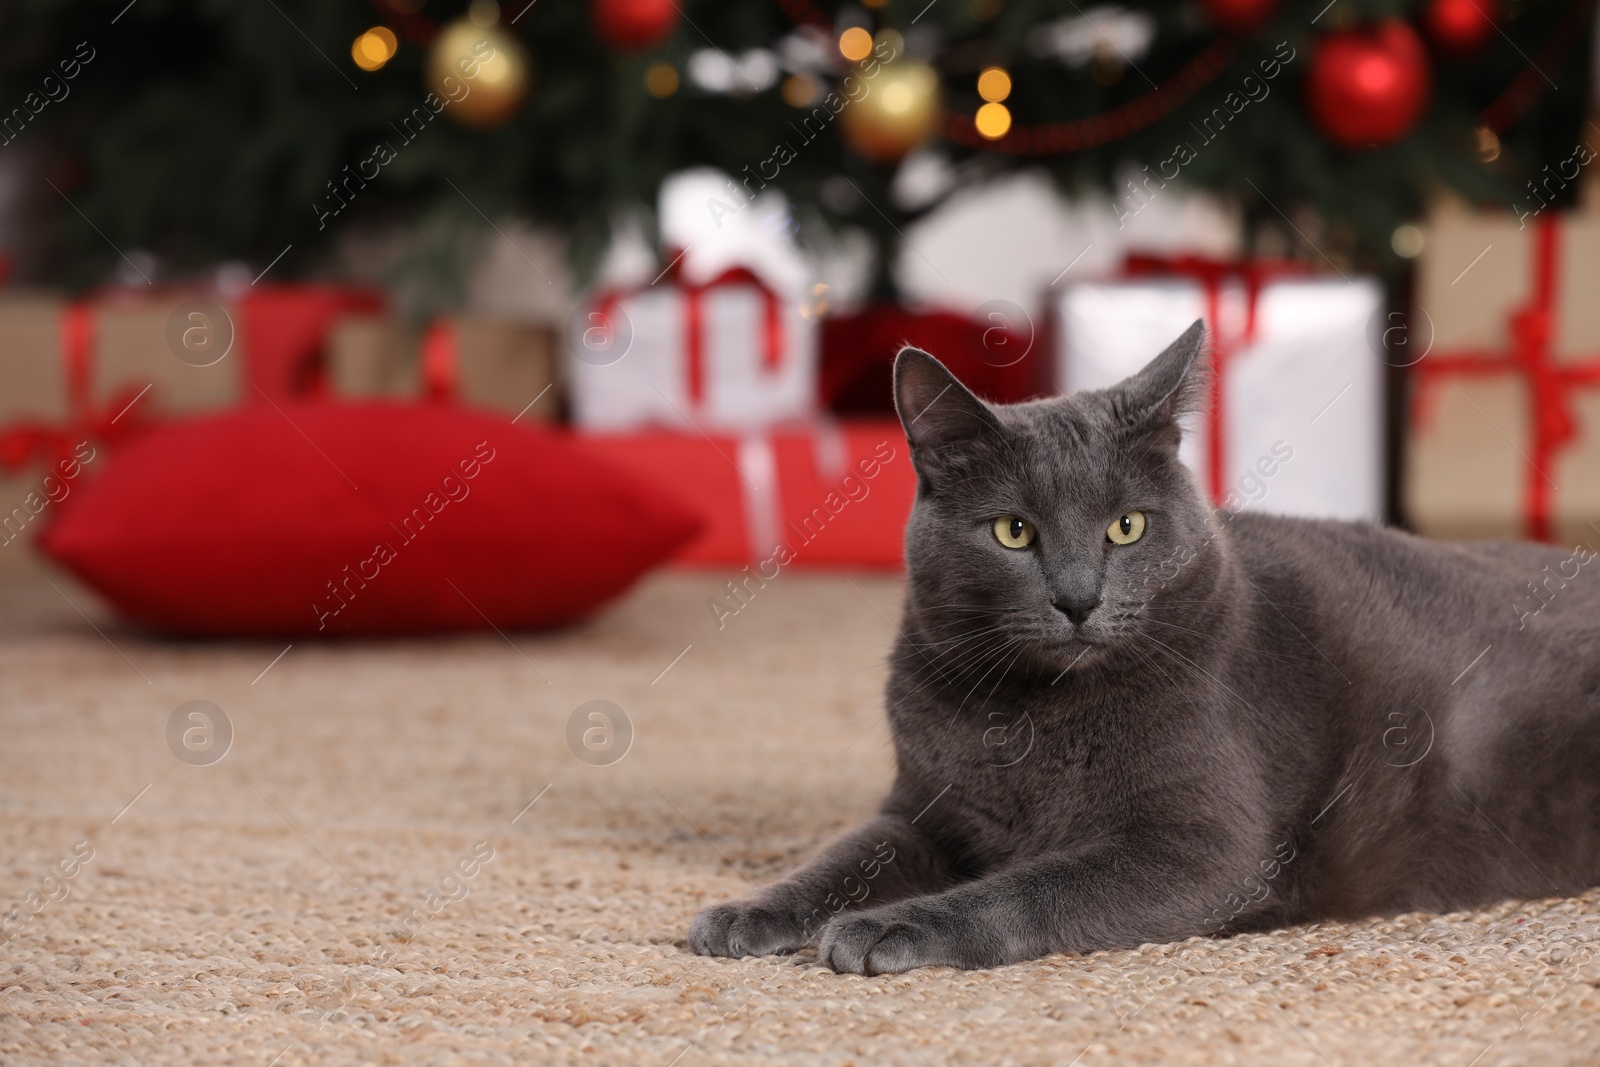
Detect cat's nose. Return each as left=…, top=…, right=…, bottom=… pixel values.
left=1053, top=593, right=1101, bottom=626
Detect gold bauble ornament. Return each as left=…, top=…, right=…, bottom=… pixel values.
left=839, top=61, right=941, bottom=162
left=426, top=18, right=530, bottom=128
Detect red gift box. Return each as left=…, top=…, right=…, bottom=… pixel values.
left=820, top=303, right=1042, bottom=414
left=583, top=419, right=916, bottom=568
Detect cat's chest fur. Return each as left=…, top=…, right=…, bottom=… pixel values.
left=885, top=671, right=1223, bottom=871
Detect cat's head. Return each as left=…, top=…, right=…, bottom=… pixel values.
left=893, top=319, right=1221, bottom=677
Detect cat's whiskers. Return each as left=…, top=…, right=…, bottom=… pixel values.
left=895, top=630, right=1022, bottom=700
left=1132, top=631, right=1266, bottom=720
left=905, top=630, right=1018, bottom=690
left=942, top=638, right=1031, bottom=738
left=1125, top=640, right=1178, bottom=689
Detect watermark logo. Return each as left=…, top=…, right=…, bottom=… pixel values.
left=566, top=303, right=634, bottom=367
left=1366, top=306, right=1434, bottom=368
left=1381, top=704, right=1435, bottom=768
left=566, top=699, right=633, bottom=767
left=983, top=708, right=1035, bottom=767
left=165, top=299, right=235, bottom=368
left=166, top=699, right=233, bottom=767
left=973, top=299, right=1034, bottom=368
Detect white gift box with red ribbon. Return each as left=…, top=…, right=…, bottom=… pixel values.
left=1055, top=262, right=1385, bottom=522
left=568, top=265, right=817, bottom=433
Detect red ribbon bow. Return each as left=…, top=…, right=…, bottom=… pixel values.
left=0, top=303, right=155, bottom=476
left=596, top=258, right=785, bottom=407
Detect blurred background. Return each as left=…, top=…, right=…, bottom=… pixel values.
left=1, top=0, right=1598, bottom=634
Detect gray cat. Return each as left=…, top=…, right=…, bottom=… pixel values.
left=688, top=320, right=1600, bottom=974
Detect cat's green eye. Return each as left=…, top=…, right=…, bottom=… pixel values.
left=1107, top=511, right=1147, bottom=545
left=993, top=515, right=1036, bottom=549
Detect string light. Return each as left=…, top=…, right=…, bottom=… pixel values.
left=645, top=61, right=679, bottom=97
left=838, top=27, right=873, bottom=62
left=1391, top=224, right=1425, bottom=259
left=800, top=283, right=831, bottom=321
left=1475, top=125, right=1502, bottom=163
left=352, top=27, right=398, bottom=72
left=977, top=66, right=1011, bottom=103
left=975, top=101, right=1012, bottom=139
left=782, top=74, right=819, bottom=107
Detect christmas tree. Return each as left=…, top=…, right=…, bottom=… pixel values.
left=0, top=0, right=1591, bottom=299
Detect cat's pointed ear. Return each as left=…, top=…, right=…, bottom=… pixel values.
left=1113, top=319, right=1209, bottom=443
left=894, top=346, right=1000, bottom=460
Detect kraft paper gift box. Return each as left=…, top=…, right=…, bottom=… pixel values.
left=0, top=297, right=174, bottom=574
left=1406, top=213, right=1600, bottom=545
left=329, top=315, right=560, bottom=421
left=567, top=265, right=817, bottom=433
left=0, top=295, right=73, bottom=573
left=1055, top=261, right=1386, bottom=522
left=87, top=284, right=383, bottom=412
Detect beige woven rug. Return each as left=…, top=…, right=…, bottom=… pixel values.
left=1, top=569, right=1597, bottom=1066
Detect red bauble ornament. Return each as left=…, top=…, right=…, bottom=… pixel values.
left=1423, top=0, right=1499, bottom=57
left=591, top=0, right=678, bottom=51
left=1201, top=0, right=1280, bottom=34
left=1306, top=20, right=1431, bottom=149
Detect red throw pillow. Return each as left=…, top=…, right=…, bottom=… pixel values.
left=40, top=402, right=702, bottom=636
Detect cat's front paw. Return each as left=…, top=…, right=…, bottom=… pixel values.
left=688, top=898, right=808, bottom=959
left=817, top=905, right=969, bottom=975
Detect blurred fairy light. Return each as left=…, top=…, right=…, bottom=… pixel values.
left=1027, top=7, right=1154, bottom=68
left=800, top=283, right=831, bottom=321
left=782, top=74, right=820, bottom=107
left=977, top=66, right=1012, bottom=103
left=351, top=26, right=398, bottom=72
left=1391, top=224, right=1426, bottom=258
left=687, top=49, right=779, bottom=94
left=1476, top=125, right=1502, bottom=163
left=645, top=61, right=679, bottom=97
left=975, top=101, right=1012, bottom=139
left=839, top=27, right=873, bottom=62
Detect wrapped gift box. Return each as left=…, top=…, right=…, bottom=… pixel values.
left=820, top=302, right=1043, bottom=414
left=567, top=265, right=816, bottom=433
left=583, top=420, right=915, bottom=568
left=0, top=286, right=382, bottom=570
left=330, top=315, right=559, bottom=421
left=1055, top=264, right=1386, bottom=522
left=1407, top=213, right=1600, bottom=544
left=0, top=296, right=74, bottom=573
